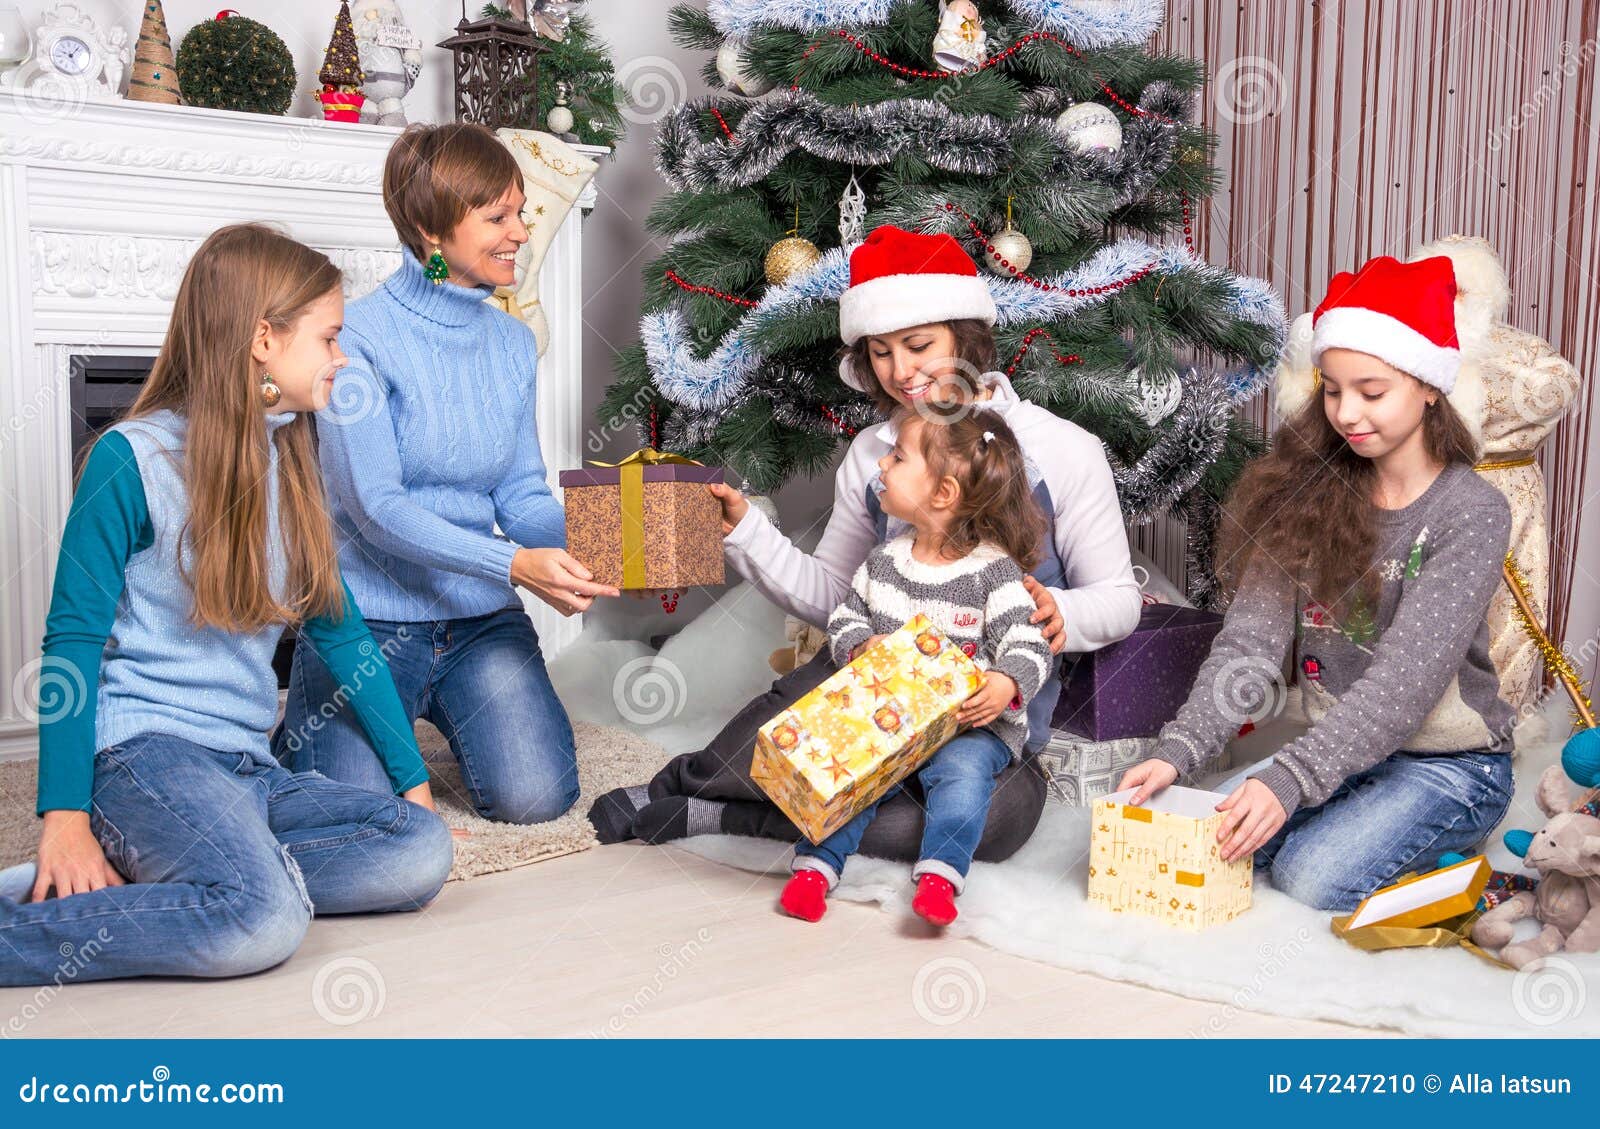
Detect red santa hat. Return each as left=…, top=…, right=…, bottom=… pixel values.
left=837, top=225, right=997, bottom=353
left=1310, top=254, right=1461, bottom=393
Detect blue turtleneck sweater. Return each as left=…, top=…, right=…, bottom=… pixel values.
left=314, top=249, right=566, bottom=623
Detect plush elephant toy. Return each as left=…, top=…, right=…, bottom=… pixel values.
left=1471, top=763, right=1600, bottom=969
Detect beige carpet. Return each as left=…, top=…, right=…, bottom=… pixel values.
left=0, top=721, right=669, bottom=884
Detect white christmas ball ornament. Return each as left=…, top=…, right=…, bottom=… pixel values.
left=716, top=39, right=774, bottom=97
left=984, top=226, right=1033, bottom=276
left=546, top=103, right=574, bottom=133
left=1056, top=102, right=1123, bottom=153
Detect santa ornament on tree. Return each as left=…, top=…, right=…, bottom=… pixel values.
left=318, top=1, right=365, bottom=122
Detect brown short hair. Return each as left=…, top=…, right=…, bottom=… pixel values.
left=382, top=123, right=522, bottom=261
left=841, top=318, right=998, bottom=414
left=904, top=410, right=1045, bottom=571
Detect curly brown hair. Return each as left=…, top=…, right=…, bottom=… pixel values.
left=905, top=410, right=1046, bottom=571
left=1214, top=389, right=1478, bottom=610
left=842, top=318, right=997, bottom=413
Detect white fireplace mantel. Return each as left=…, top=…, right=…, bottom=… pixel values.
left=0, top=91, right=603, bottom=758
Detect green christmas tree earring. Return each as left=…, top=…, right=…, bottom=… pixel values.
left=425, top=246, right=450, bottom=284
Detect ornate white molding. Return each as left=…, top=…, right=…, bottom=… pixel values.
left=0, top=134, right=385, bottom=188
left=29, top=232, right=403, bottom=302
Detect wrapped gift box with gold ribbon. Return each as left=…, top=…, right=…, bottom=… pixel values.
left=751, top=614, right=984, bottom=844
left=1087, top=785, right=1253, bottom=930
left=559, top=451, right=725, bottom=589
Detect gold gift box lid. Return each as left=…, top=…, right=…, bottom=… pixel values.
left=1339, top=854, right=1492, bottom=931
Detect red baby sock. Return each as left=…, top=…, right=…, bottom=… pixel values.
left=779, top=869, right=830, bottom=922
left=912, top=873, right=959, bottom=927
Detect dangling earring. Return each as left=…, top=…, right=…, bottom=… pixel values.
left=260, top=370, right=282, bottom=408
left=424, top=245, right=450, bottom=284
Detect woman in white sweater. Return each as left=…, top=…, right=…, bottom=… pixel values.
left=590, top=226, right=1142, bottom=857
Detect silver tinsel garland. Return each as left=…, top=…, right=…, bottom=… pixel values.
left=657, top=87, right=1187, bottom=202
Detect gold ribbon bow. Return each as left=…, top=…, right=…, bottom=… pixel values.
left=587, top=449, right=704, bottom=588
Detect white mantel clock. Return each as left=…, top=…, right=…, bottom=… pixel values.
left=22, top=3, right=128, bottom=100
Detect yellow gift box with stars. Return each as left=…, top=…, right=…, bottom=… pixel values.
left=1087, top=785, right=1253, bottom=930
left=751, top=614, right=985, bottom=845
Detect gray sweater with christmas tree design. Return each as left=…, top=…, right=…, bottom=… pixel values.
left=1152, top=461, right=1515, bottom=815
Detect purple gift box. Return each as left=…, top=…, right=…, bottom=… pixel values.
left=1051, top=603, right=1225, bottom=741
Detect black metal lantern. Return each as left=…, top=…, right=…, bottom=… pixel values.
left=438, top=5, right=547, bottom=130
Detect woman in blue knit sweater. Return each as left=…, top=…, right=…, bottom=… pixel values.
left=274, top=124, right=616, bottom=824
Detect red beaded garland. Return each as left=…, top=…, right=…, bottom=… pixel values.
left=709, top=107, right=739, bottom=143
left=648, top=404, right=660, bottom=450
left=819, top=404, right=857, bottom=436
left=790, top=28, right=1174, bottom=123
left=665, top=268, right=760, bottom=308
left=1004, top=329, right=1083, bottom=376
left=941, top=202, right=1156, bottom=292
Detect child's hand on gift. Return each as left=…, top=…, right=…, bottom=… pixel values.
left=1213, top=778, right=1286, bottom=862
left=850, top=634, right=888, bottom=660
left=958, top=672, right=1018, bottom=728
left=1119, top=758, right=1178, bottom=805
left=706, top=482, right=750, bottom=535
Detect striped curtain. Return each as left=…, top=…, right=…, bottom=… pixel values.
left=1156, top=0, right=1598, bottom=671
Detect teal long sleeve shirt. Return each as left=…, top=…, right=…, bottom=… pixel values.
left=37, top=430, right=427, bottom=815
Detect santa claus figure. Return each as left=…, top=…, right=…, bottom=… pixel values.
left=354, top=0, right=422, bottom=127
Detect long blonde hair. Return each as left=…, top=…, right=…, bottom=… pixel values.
left=121, top=223, right=344, bottom=631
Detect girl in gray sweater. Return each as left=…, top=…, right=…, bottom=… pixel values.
left=780, top=410, right=1053, bottom=928
left=1120, top=254, right=1515, bottom=911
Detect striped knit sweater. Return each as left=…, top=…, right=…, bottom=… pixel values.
left=827, top=534, right=1054, bottom=757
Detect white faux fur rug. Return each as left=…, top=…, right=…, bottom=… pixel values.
left=678, top=704, right=1600, bottom=1038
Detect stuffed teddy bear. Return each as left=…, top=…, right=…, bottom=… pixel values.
left=1470, top=763, right=1600, bottom=969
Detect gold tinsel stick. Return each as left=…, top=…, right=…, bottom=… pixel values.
left=1503, top=553, right=1598, bottom=813
left=1503, top=553, right=1595, bottom=729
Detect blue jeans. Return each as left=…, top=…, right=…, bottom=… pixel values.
left=275, top=606, right=579, bottom=825
left=0, top=733, right=452, bottom=987
left=793, top=729, right=1012, bottom=894
left=1249, top=749, right=1514, bottom=911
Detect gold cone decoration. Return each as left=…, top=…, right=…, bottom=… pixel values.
left=128, top=0, right=180, bottom=104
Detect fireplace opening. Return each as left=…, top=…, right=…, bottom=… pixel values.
left=69, top=354, right=298, bottom=690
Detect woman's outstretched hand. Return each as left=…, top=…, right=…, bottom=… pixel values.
left=1022, top=575, right=1066, bottom=654
left=1117, top=758, right=1178, bottom=805
left=512, top=548, right=619, bottom=615
left=33, top=810, right=125, bottom=901
left=706, top=482, right=750, bottom=535
left=1214, top=779, right=1286, bottom=863
left=402, top=781, right=472, bottom=839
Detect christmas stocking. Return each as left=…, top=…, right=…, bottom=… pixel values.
left=490, top=129, right=599, bottom=356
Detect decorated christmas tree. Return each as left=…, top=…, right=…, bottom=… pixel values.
left=602, top=1, right=1288, bottom=600
left=127, top=0, right=180, bottom=104
left=318, top=0, right=366, bottom=122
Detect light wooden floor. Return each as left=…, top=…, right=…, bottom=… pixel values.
left=0, top=842, right=1378, bottom=1038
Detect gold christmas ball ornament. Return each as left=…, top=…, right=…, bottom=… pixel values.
left=984, top=225, right=1033, bottom=276
left=764, top=235, right=822, bottom=285
left=1055, top=101, right=1123, bottom=154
